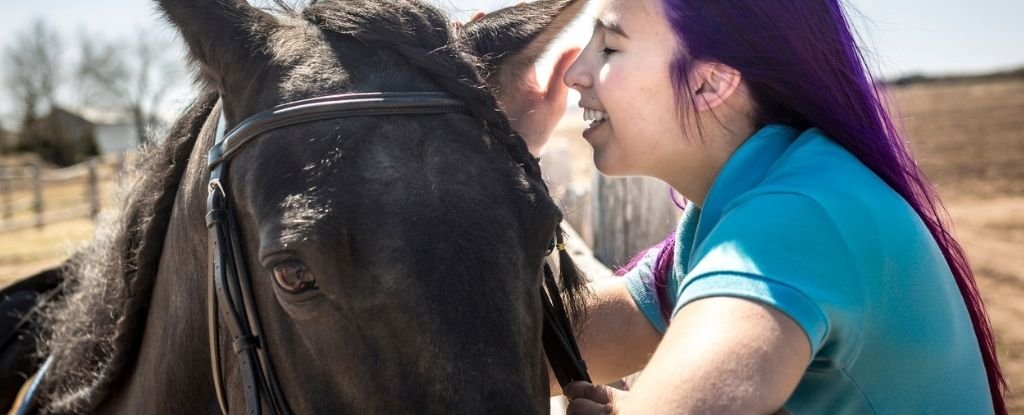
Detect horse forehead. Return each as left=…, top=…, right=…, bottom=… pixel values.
left=276, top=193, right=334, bottom=240
left=268, top=18, right=350, bottom=98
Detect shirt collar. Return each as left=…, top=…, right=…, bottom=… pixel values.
left=684, top=124, right=802, bottom=267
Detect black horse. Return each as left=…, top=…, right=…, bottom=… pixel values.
left=0, top=0, right=591, bottom=413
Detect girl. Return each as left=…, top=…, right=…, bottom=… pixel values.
left=501, top=0, right=1007, bottom=413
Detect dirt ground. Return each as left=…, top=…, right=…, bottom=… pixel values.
left=1, top=78, right=1022, bottom=411
left=892, top=79, right=1024, bottom=411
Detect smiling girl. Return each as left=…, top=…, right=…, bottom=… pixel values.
left=500, top=0, right=1007, bottom=413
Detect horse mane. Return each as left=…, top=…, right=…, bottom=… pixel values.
left=36, top=91, right=218, bottom=413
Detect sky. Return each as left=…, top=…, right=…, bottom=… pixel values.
left=1, top=0, right=1022, bottom=124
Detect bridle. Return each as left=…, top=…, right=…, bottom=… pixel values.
left=205, top=92, right=589, bottom=414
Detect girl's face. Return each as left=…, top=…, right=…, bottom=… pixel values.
left=564, top=0, right=687, bottom=178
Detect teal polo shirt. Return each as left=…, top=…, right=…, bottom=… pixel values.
left=624, top=125, right=993, bottom=414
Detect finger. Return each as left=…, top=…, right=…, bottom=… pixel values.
left=544, top=48, right=582, bottom=106
left=563, top=381, right=616, bottom=405
left=566, top=398, right=613, bottom=415
left=469, top=11, right=487, bottom=22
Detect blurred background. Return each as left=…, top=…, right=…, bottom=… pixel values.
left=0, top=0, right=1021, bottom=412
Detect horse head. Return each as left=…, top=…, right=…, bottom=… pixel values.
left=148, top=0, right=588, bottom=413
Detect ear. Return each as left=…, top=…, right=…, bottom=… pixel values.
left=459, top=0, right=590, bottom=92
left=690, top=63, right=743, bottom=112
left=156, top=0, right=277, bottom=105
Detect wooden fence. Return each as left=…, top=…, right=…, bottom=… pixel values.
left=590, top=174, right=681, bottom=267
left=0, top=156, right=123, bottom=233
left=541, top=145, right=681, bottom=270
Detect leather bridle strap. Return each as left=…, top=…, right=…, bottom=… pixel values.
left=208, top=92, right=468, bottom=168
left=208, top=184, right=273, bottom=415
left=541, top=251, right=591, bottom=387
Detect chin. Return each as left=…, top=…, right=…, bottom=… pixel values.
left=592, top=151, right=627, bottom=177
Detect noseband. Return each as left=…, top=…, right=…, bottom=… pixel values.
left=206, top=92, right=588, bottom=414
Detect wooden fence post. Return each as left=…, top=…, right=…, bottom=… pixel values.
left=1, top=166, right=11, bottom=224
left=539, top=143, right=588, bottom=237
left=32, top=161, right=44, bottom=228
left=591, top=174, right=680, bottom=268
left=116, top=151, right=126, bottom=183
left=87, top=158, right=100, bottom=218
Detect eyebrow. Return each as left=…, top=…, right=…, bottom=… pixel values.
left=595, top=18, right=630, bottom=39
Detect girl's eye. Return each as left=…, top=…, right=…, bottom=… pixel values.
left=600, top=47, right=618, bottom=56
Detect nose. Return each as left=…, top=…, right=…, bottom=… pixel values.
left=563, top=53, right=591, bottom=92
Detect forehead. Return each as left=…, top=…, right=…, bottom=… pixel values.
left=267, top=18, right=351, bottom=100
left=598, top=0, right=657, bottom=23
left=596, top=0, right=666, bottom=37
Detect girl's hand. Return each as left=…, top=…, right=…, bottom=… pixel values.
left=564, top=381, right=625, bottom=415
left=498, top=48, right=580, bottom=156
left=460, top=11, right=580, bottom=156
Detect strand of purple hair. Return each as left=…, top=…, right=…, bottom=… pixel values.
left=613, top=1, right=1006, bottom=412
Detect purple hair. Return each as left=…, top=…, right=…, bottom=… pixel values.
left=618, top=0, right=1006, bottom=411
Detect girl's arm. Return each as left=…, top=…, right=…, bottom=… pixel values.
left=551, top=277, right=663, bottom=396
left=614, top=296, right=810, bottom=414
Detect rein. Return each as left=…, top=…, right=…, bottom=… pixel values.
left=206, top=92, right=589, bottom=414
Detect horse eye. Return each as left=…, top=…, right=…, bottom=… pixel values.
left=272, top=261, right=318, bottom=294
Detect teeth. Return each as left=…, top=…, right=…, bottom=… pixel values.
left=583, top=108, right=608, bottom=123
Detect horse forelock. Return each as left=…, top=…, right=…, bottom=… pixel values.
left=35, top=91, right=218, bottom=413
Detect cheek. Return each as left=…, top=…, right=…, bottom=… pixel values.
left=599, top=67, right=641, bottom=116
left=602, top=59, right=676, bottom=118
left=591, top=51, right=681, bottom=171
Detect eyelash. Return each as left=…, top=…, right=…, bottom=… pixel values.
left=600, top=47, right=618, bottom=56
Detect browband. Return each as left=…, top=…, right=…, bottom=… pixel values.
left=209, top=92, right=469, bottom=167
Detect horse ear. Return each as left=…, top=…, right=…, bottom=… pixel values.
left=156, top=0, right=276, bottom=96
left=459, top=0, right=589, bottom=90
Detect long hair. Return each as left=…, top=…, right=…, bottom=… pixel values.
left=623, top=0, right=1006, bottom=411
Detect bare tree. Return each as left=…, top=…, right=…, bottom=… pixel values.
left=3, top=19, right=63, bottom=129
left=76, top=29, right=183, bottom=144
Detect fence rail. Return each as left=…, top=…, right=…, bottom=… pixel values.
left=0, top=156, right=123, bottom=233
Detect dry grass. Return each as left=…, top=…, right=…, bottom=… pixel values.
left=0, top=218, right=94, bottom=281
left=892, top=79, right=1024, bottom=199
left=888, top=79, right=1024, bottom=412
left=0, top=159, right=120, bottom=279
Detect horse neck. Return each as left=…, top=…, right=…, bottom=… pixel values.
left=99, top=106, right=221, bottom=414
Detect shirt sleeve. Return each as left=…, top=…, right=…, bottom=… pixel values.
left=674, top=192, right=865, bottom=359
left=622, top=247, right=670, bottom=334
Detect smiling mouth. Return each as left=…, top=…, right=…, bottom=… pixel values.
left=583, top=108, right=608, bottom=127
left=582, top=108, right=608, bottom=137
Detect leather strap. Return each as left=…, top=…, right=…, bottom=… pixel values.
left=209, top=92, right=468, bottom=167
left=541, top=262, right=590, bottom=387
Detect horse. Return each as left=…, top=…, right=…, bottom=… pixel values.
left=5, top=0, right=592, bottom=413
